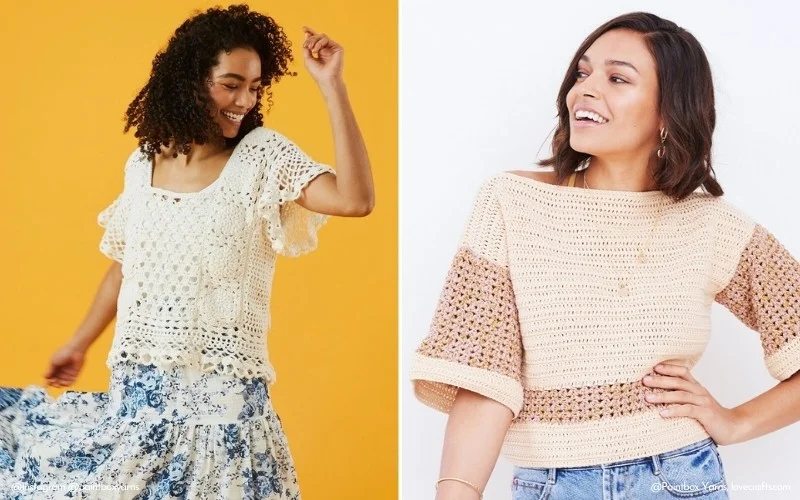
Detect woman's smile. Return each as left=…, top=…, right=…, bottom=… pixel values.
left=221, top=110, right=245, bottom=125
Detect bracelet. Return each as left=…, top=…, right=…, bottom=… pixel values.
left=435, top=477, right=483, bottom=499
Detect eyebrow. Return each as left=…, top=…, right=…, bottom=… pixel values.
left=216, top=73, right=262, bottom=83
left=579, top=54, right=639, bottom=74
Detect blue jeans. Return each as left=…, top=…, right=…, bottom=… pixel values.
left=512, top=438, right=729, bottom=499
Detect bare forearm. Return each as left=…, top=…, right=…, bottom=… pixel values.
left=319, top=77, right=375, bottom=214
left=436, top=389, right=514, bottom=500
left=68, top=262, right=122, bottom=351
left=732, top=369, right=800, bottom=443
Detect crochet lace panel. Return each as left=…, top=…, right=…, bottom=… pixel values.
left=97, top=127, right=334, bottom=380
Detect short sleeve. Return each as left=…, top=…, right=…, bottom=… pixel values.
left=409, top=176, right=524, bottom=417
left=97, top=151, right=137, bottom=263
left=715, top=223, right=800, bottom=381
left=256, top=130, right=335, bottom=257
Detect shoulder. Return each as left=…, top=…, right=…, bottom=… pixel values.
left=230, top=127, right=279, bottom=155
left=504, top=169, right=561, bottom=185
left=233, top=127, right=280, bottom=173
left=706, top=194, right=757, bottom=232
left=469, top=170, right=543, bottom=207
left=238, top=127, right=310, bottom=163
left=472, top=169, right=560, bottom=201
left=125, top=145, right=147, bottom=168
left=119, top=145, right=150, bottom=188
left=242, top=126, right=273, bottom=142
left=238, top=127, right=322, bottom=171
left=240, top=126, right=297, bottom=149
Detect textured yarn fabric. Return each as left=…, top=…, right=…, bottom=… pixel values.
left=0, top=363, right=300, bottom=499
left=410, top=171, right=800, bottom=468
left=98, top=126, right=334, bottom=382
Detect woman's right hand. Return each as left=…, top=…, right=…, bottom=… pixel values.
left=43, top=341, right=87, bottom=388
left=41, top=260, right=121, bottom=389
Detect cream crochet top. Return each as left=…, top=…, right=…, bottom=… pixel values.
left=97, top=127, right=334, bottom=381
left=410, top=170, right=800, bottom=467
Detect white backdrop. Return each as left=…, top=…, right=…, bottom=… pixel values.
left=400, top=1, right=800, bottom=499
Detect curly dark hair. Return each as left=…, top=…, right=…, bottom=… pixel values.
left=123, top=4, right=294, bottom=159
left=539, top=12, right=722, bottom=201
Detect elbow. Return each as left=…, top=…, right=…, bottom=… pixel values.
left=361, top=196, right=376, bottom=216
left=345, top=196, right=375, bottom=217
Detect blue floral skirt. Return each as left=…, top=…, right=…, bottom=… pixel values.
left=0, top=362, right=300, bottom=499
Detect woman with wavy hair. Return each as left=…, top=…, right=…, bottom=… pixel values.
left=410, top=11, right=800, bottom=500
left=0, top=4, right=373, bottom=498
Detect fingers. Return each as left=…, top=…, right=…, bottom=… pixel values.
left=46, top=377, right=74, bottom=388
left=302, top=34, right=322, bottom=52
left=302, top=30, right=315, bottom=47
left=302, top=25, right=318, bottom=37
left=643, top=372, right=695, bottom=392
left=645, top=389, right=706, bottom=406
left=646, top=363, right=703, bottom=391
left=302, top=32, right=333, bottom=54
left=659, top=403, right=701, bottom=418
left=311, top=36, right=330, bottom=54
left=44, top=369, right=77, bottom=388
left=44, top=364, right=58, bottom=384
left=654, top=362, right=698, bottom=383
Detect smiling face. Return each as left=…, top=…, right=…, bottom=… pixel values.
left=566, top=29, right=662, bottom=161
left=206, top=47, right=262, bottom=138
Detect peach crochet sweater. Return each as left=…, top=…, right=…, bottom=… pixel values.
left=410, top=171, right=800, bottom=467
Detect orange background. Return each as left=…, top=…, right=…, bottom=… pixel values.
left=0, top=1, right=397, bottom=498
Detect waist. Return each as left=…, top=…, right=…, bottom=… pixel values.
left=503, top=410, right=712, bottom=468
left=106, top=361, right=273, bottom=423
left=547, top=438, right=714, bottom=471
left=106, top=327, right=276, bottom=380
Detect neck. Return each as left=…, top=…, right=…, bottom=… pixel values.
left=585, top=154, right=659, bottom=192
left=165, top=135, right=229, bottom=167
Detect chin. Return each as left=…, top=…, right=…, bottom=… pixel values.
left=212, top=118, right=240, bottom=139
left=569, top=137, right=596, bottom=156
left=218, top=125, right=240, bottom=139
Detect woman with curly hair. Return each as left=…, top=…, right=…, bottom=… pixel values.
left=409, top=11, right=800, bottom=500
left=0, top=4, right=373, bottom=499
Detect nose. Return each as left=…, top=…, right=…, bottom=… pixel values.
left=574, top=73, right=599, bottom=99
left=577, top=81, right=597, bottom=99
left=234, top=91, right=254, bottom=111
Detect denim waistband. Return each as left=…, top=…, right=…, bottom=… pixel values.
left=542, top=437, right=716, bottom=471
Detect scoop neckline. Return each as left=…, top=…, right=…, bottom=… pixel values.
left=500, top=170, right=669, bottom=200
left=145, top=136, right=247, bottom=197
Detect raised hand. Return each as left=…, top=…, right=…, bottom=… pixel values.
left=301, top=26, right=344, bottom=86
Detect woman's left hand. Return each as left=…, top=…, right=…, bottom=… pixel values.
left=643, top=362, right=748, bottom=446
left=302, top=26, right=344, bottom=86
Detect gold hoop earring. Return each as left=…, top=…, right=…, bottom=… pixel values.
left=657, top=127, right=668, bottom=158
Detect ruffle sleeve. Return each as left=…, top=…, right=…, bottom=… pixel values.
left=255, top=130, right=335, bottom=257
left=715, top=223, right=800, bottom=381
left=409, top=176, right=525, bottom=417
left=97, top=194, right=130, bottom=263
left=97, top=152, right=137, bottom=263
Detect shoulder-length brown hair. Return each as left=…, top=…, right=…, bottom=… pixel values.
left=539, top=12, right=723, bottom=201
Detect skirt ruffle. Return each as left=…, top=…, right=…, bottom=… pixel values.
left=0, top=362, right=300, bottom=499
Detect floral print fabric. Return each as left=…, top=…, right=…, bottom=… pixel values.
left=0, top=361, right=300, bottom=499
